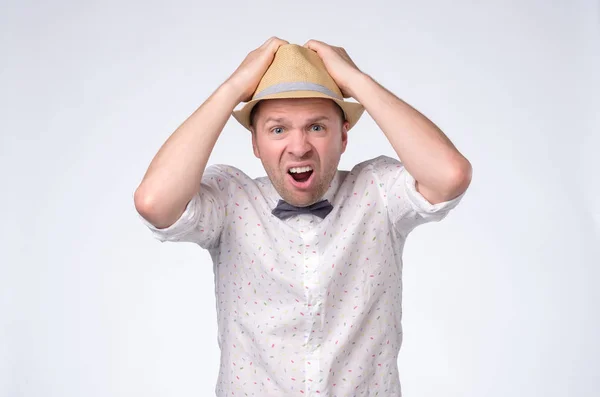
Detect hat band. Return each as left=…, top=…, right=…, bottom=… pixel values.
left=254, top=82, right=342, bottom=100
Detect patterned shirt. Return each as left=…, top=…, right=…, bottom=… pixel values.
left=140, top=155, right=465, bottom=397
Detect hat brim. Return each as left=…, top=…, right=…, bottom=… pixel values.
left=232, top=91, right=365, bottom=131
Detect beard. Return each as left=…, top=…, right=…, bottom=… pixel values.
left=261, top=159, right=337, bottom=207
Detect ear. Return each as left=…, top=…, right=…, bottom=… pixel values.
left=251, top=128, right=261, bottom=158
left=340, top=121, right=349, bottom=153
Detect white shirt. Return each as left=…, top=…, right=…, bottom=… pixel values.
left=140, top=155, right=465, bottom=397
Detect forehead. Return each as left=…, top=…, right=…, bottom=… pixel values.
left=254, top=97, right=339, bottom=119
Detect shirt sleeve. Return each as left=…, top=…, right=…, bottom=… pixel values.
left=138, top=165, right=228, bottom=249
left=370, top=155, right=466, bottom=237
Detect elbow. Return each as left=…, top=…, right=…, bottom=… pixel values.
left=134, top=185, right=187, bottom=229
left=134, top=186, right=168, bottom=228
left=444, top=158, right=472, bottom=199
left=134, top=186, right=157, bottom=221
left=415, top=158, right=472, bottom=204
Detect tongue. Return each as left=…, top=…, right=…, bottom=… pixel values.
left=291, top=171, right=312, bottom=182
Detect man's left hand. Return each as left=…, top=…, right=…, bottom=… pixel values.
left=303, top=39, right=364, bottom=98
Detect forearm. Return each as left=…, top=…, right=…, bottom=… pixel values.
left=350, top=73, right=471, bottom=200
left=134, top=82, right=241, bottom=228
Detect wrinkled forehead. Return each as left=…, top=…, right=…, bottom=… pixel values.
left=251, top=98, right=344, bottom=126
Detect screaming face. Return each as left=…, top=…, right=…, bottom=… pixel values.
left=250, top=97, right=349, bottom=207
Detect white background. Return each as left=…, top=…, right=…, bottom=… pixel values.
left=1, top=0, right=598, bottom=396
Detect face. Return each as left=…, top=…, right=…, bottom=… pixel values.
left=250, top=97, right=349, bottom=207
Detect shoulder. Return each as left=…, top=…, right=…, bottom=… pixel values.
left=347, top=155, right=404, bottom=177
left=204, top=163, right=255, bottom=183
left=199, top=164, right=255, bottom=196
left=204, top=163, right=275, bottom=199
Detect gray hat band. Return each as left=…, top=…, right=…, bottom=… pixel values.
left=254, top=82, right=342, bottom=100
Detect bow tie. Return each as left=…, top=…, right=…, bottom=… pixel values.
left=271, top=199, right=333, bottom=220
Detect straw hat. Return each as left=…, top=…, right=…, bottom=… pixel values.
left=232, top=44, right=365, bottom=131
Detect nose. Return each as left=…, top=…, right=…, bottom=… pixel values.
left=287, top=129, right=313, bottom=158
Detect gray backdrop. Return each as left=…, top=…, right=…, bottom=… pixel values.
left=1, top=0, right=598, bottom=396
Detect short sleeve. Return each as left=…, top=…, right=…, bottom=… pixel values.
left=138, top=165, right=229, bottom=249
left=370, top=155, right=466, bottom=236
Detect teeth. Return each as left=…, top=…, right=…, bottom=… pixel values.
left=289, top=166, right=313, bottom=174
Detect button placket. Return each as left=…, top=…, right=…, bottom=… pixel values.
left=301, top=229, right=322, bottom=396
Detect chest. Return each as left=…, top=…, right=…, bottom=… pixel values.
left=215, top=200, right=401, bottom=290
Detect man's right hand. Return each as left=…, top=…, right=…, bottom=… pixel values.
left=225, top=37, right=289, bottom=103
left=135, top=37, right=287, bottom=230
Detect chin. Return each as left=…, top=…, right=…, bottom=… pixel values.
left=280, top=195, right=308, bottom=207
left=268, top=169, right=328, bottom=206
left=274, top=187, right=311, bottom=206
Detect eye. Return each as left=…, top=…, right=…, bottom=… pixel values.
left=271, top=127, right=285, bottom=134
left=310, top=124, right=324, bottom=132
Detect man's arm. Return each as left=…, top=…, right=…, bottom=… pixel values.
left=134, top=37, right=288, bottom=229
left=305, top=40, right=472, bottom=204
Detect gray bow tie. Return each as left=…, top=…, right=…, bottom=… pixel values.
left=271, top=199, right=333, bottom=220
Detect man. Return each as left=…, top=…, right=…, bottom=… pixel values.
left=135, top=37, right=472, bottom=397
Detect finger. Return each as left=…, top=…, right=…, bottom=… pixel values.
left=261, top=36, right=281, bottom=48
left=272, top=38, right=289, bottom=48
left=307, top=39, right=334, bottom=49
left=265, top=41, right=288, bottom=57
left=303, top=39, right=324, bottom=50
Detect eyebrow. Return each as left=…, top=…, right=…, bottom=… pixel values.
left=306, top=116, right=331, bottom=123
left=262, top=115, right=331, bottom=126
left=262, top=117, right=287, bottom=125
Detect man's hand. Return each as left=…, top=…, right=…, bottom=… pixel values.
left=303, top=39, right=365, bottom=98
left=135, top=37, right=287, bottom=229
left=306, top=41, right=472, bottom=204
left=226, top=36, right=289, bottom=103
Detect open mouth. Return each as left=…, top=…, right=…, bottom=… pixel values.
left=288, top=166, right=314, bottom=185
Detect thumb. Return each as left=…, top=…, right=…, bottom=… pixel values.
left=303, top=39, right=324, bottom=52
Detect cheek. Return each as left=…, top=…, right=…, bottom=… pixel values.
left=258, top=141, right=285, bottom=165
left=320, top=138, right=343, bottom=158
